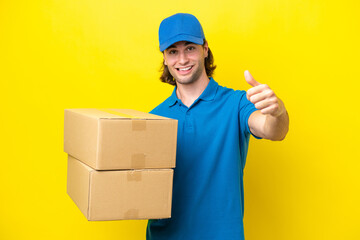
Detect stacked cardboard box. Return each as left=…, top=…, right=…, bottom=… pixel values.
left=64, top=108, right=177, bottom=221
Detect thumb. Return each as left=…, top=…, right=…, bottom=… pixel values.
left=244, top=70, right=261, bottom=87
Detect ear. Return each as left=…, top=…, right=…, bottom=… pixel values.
left=203, top=40, right=209, bottom=58
left=163, top=53, right=167, bottom=65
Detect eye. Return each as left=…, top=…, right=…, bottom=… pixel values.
left=187, top=46, right=195, bottom=51
left=168, top=49, right=177, bottom=54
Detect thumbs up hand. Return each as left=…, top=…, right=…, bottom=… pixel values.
left=245, top=70, right=285, bottom=117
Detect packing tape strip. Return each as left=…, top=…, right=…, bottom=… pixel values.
left=97, top=108, right=141, bottom=119
left=97, top=108, right=147, bottom=131
left=127, top=170, right=142, bottom=181
left=124, top=209, right=139, bottom=219
left=131, top=153, right=146, bottom=168
left=132, top=120, right=146, bottom=131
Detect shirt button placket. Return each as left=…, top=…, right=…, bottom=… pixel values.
left=185, top=110, right=193, bottom=131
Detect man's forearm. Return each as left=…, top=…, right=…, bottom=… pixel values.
left=263, top=99, right=289, bottom=141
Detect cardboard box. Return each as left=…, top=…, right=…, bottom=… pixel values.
left=67, top=155, right=174, bottom=221
left=64, top=108, right=177, bottom=170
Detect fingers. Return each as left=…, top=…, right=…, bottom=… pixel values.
left=247, top=84, right=271, bottom=100
left=260, top=104, right=279, bottom=115
left=244, top=70, right=284, bottom=117
left=246, top=81, right=280, bottom=116
left=244, top=70, right=261, bottom=87
left=253, top=96, right=278, bottom=110
left=248, top=87, right=277, bottom=109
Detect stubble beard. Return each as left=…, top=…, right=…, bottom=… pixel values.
left=170, top=60, right=205, bottom=86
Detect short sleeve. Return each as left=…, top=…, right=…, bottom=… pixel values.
left=238, top=90, right=262, bottom=139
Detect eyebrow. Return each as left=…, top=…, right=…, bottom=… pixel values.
left=167, top=41, right=194, bottom=49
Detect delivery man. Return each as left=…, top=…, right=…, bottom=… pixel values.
left=146, top=13, right=289, bottom=240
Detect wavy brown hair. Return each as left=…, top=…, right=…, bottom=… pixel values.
left=159, top=42, right=216, bottom=86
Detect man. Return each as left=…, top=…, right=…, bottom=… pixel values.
left=146, top=13, right=289, bottom=240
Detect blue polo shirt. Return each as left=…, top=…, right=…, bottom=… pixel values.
left=146, top=77, right=259, bottom=240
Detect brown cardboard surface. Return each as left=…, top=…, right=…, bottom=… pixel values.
left=64, top=108, right=177, bottom=170
left=67, top=155, right=92, bottom=217
left=67, top=155, right=174, bottom=221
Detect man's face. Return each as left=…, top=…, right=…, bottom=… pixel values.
left=163, top=41, right=208, bottom=85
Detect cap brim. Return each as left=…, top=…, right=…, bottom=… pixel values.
left=160, top=34, right=204, bottom=52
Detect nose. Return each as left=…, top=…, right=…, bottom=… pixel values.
left=178, top=51, right=189, bottom=65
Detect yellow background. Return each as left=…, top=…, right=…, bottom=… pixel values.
left=1, top=0, right=359, bottom=239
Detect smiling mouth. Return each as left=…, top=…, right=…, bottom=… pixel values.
left=176, top=66, right=193, bottom=72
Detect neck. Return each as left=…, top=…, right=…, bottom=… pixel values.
left=176, top=73, right=210, bottom=107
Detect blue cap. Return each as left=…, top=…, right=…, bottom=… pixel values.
left=159, top=13, right=205, bottom=52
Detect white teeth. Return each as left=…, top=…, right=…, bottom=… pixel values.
left=179, top=66, right=192, bottom=71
